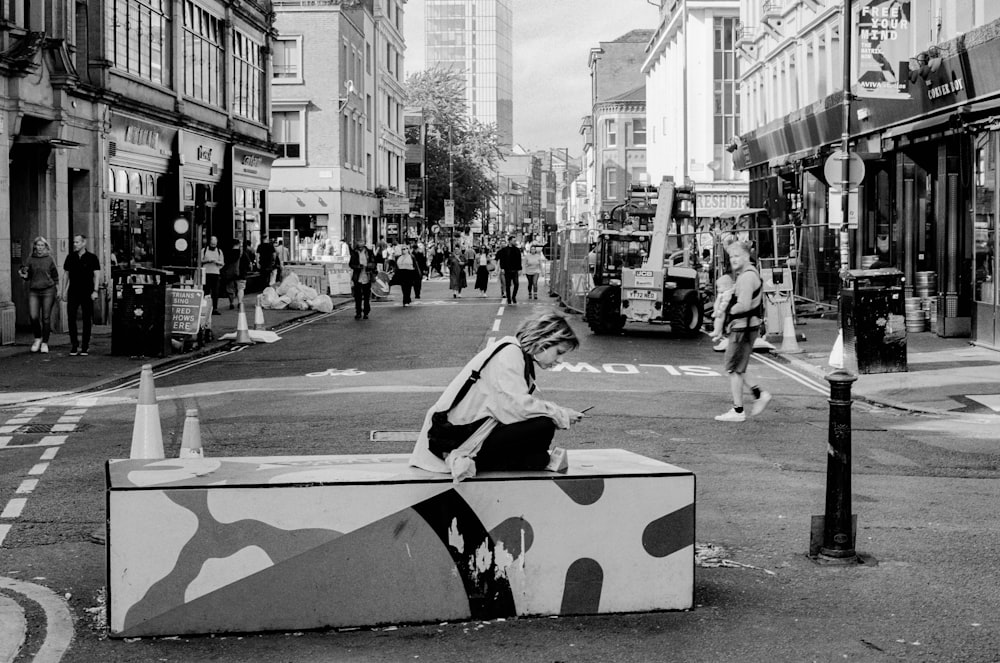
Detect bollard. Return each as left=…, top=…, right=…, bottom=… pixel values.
left=819, top=370, right=858, bottom=563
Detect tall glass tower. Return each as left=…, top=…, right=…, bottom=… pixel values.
left=425, top=0, right=513, bottom=147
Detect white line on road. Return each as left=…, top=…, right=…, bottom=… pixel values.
left=15, top=479, right=37, bottom=494
left=56, top=416, right=81, bottom=424
left=0, top=437, right=9, bottom=449
left=0, top=525, right=9, bottom=548
left=491, top=318, right=501, bottom=332
left=27, top=463, right=48, bottom=476
left=40, top=447, right=59, bottom=461
left=1, top=498, right=26, bottom=519
left=3, top=418, right=31, bottom=425
left=497, top=305, right=505, bottom=315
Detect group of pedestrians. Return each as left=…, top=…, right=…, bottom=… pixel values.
left=200, top=236, right=286, bottom=315
left=19, top=234, right=101, bottom=356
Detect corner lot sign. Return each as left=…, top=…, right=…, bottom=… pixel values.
left=443, top=199, right=455, bottom=226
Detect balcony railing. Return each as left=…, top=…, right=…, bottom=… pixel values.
left=736, top=23, right=756, bottom=46
left=762, top=0, right=782, bottom=19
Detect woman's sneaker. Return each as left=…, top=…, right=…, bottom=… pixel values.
left=714, top=408, right=745, bottom=422
left=30, top=339, right=41, bottom=353
left=40, top=343, right=49, bottom=354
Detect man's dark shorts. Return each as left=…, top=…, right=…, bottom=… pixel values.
left=724, top=326, right=759, bottom=374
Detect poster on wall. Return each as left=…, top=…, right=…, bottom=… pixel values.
left=854, top=0, right=912, bottom=100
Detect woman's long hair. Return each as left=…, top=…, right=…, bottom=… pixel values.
left=516, top=312, right=579, bottom=355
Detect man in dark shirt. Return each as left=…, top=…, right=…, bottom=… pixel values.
left=62, top=234, right=101, bottom=356
left=495, top=236, right=523, bottom=305
left=256, top=237, right=277, bottom=286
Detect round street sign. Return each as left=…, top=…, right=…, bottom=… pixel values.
left=431, top=224, right=440, bottom=233
left=824, top=150, right=865, bottom=189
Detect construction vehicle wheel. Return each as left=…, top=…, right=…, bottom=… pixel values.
left=671, top=296, right=704, bottom=337
left=586, top=295, right=625, bottom=335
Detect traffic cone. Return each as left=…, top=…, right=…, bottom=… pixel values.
left=253, top=295, right=266, bottom=330
left=778, top=301, right=803, bottom=354
left=179, top=408, right=204, bottom=458
left=130, top=364, right=164, bottom=459
left=234, top=301, right=254, bottom=345
left=829, top=330, right=845, bottom=369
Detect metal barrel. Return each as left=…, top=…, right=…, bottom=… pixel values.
left=904, top=296, right=927, bottom=332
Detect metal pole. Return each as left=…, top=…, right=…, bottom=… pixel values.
left=839, top=0, right=853, bottom=269
left=682, top=0, right=689, bottom=185
left=820, top=370, right=858, bottom=562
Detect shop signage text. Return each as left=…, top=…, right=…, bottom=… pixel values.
left=167, top=288, right=203, bottom=336
left=124, top=125, right=161, bottom=150
left=927, top=76, right=964, bottom=100
left=197, top=146, right=214, bottom=162
left=697, top=192, right=750, bottom=212
left=242, top=154, right=262, bottom=168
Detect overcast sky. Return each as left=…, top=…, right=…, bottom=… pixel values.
left=403, top=0, right=661, bottom=156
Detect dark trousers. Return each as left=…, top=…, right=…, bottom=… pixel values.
left=67, top=293, right=94, bottom=351
left=475, top=417, right=556, bottom=471
left=204, top=273, right=220, bottom=311
left=353, top=281, right=372, bottom=317
left=503, top=270, right=520, bottom=302
left=398, top=269, right=416, bottom=304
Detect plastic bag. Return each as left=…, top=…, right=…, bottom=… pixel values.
left=309, top=294, right=334, bottom=312
left=299, top=285, right=318, bottom=300
left=259, top=287, right=282, bottom=309
left=276, top=272, right=300, bottom=296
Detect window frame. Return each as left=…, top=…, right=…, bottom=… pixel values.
left=272, top=104, right=307, bottom=166
left=272, top=35, right=303, bottom=85
left=605, top=119, right=617, bottom=147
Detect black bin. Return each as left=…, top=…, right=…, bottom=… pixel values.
left=840, top=268, right=907, bottom=374
left=111, top=267, right=172, bottom=358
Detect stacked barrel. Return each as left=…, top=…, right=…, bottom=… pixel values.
left=905, top=271, right=938, bottom=333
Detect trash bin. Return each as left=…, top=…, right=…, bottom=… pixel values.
left=111, top=267, right=172, bottom=357
left=840, top=268, right=907, bottom=374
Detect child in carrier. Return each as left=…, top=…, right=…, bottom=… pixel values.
left=710, top=272, right=735, bottom=351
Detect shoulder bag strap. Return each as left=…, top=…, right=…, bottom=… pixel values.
left=442, top=342, right=515, bottom=414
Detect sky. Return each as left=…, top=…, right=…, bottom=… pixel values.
left=403, top=0, right=661, bottom=156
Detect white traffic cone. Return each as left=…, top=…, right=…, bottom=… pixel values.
left=200, top=294, right=213, bottom=330
left=130, top=364, right=164, bottom=459
left=179, top=408, right=204, bottom=458
left=234, top=301, right=254, bottom=345
left=828, top=329, right=845, bottom=369
left=253, top=295, right=266, bottom=330
left=778, top=301, right=803, bottom=354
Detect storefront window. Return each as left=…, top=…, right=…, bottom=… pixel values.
left=110, top=198, right=159, bottom=268
left=974, top=134, right=996, bottom=304
left=234, top=186, right=262, bottom=249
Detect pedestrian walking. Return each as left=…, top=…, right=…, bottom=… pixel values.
left=62, top=234, right=101, bottom=356
left=523, top=244, right=543, bottom=300
left=409, top=311, right=587, bottom=481
left=395, top=245, right=419, bottom=306
left=474, top=247, right=491, bottom=297
left=411, top=242, right=426, bottom=300
left=256, top=237, right=277, bottom=286
left=349, top=239, right=377, bottom=320
left=222, top=241, right=242, bottom=310
left=714, top=241, right=772, bottom=422
left=200, top=236, right=225, bottom=315
left=19, top=236, right=59, bottom=354
left=448, top=250, right=467, bottom=297
left=465, top=245, right=476, bottom=276
left=496, top=236, right=523, bottom=304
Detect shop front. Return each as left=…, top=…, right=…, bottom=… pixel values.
left=107, top=113, right=176, bottom=270
left=230, top=145, right=274, bottom=250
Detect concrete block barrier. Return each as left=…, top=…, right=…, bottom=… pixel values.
left=106, top=449, right=694, bottom=637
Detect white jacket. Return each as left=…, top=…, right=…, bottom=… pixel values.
left=409, top=337, right=572, bottom=475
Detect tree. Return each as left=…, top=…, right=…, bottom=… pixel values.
left=406, top=67, right=501, bottom=227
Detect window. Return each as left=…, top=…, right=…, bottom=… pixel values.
left=182, top=1, right=224, bottom=107
left=272, top=109, right=303, bottom=161
left=605, top=165, right=617, bottom=199
left=632, top=119, right=646, bottom=146
left=366, top=42, right=371, bottom=74
left=106, top=0, right=170, bottom=85
left=713, top=16, right=740, bottom=179
left=366, top=94, right=372, bottom=131
left=232, top=29, right=264, bottom=122
left=605, top=119, right=617, bottom=147
left=273, top=36, right=302, bottom=82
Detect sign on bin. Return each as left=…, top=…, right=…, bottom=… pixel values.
left=167, top=288, right=202, bottom=336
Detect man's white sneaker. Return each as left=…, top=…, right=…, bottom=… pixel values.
left=713, top=338, right=728, bottom=352
left=714, top=408, right=746, bottom=422
left=751, top=391, right=773, bottom=416
left=30, top=339, right=41, bottom=353
left=40, top=343, right=49, bottom=354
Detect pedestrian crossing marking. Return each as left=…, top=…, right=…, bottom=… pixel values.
left=967, top=394, right=1000, bottom=412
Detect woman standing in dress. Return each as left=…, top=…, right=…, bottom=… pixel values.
left=448, top=249, right=467, bottom=298
left=474, top=247, right=491, bottom=297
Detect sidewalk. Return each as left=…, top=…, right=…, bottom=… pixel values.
left=0, top=290, right=353, bottom=406
left=768, top=313, right=1000, bottom=420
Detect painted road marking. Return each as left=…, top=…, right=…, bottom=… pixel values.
left=0, top=437, right=10, bottom=449
left=15, top=479, right=38, bottom=494
left=4, top=418, right=32, bottom=425
left=50, top=424, right=76, bottom=432
left=967, top=394, right=1000, bottom=412
left=0, top=525, right=9, bottom=547
left=305, top=368, right=367, bottom=378
left=0, top=592, right=26, bottom=662
left=40, top=447, right=59, bottom=461
left=28, top=463, right=49, bottom=476
left=0, top=426, right=16, bottom=434
left=56, top=416, right=81, bottom=424
left=0, top=499, right=26, bottom=519
left=491, top=318, right=501, bottom=332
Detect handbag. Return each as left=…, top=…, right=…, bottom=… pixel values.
left=427, top=342, right=513, bottom=458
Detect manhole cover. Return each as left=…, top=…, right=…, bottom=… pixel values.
left=370, top=430, right=419, bottom=442
left=11, top=423, right=87, bottom=434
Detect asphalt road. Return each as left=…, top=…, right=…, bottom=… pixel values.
left=1, top=278, right=999, bottom=662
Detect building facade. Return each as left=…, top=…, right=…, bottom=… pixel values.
left=587, top=30, right=652, bottom=220
left=0, top=0, right=274, bottom=345
left=734, top=0, right=1000, bottom=348
left=643, top=0, right=747, bottom=223
left=424, top=0, right=513, bottom=148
